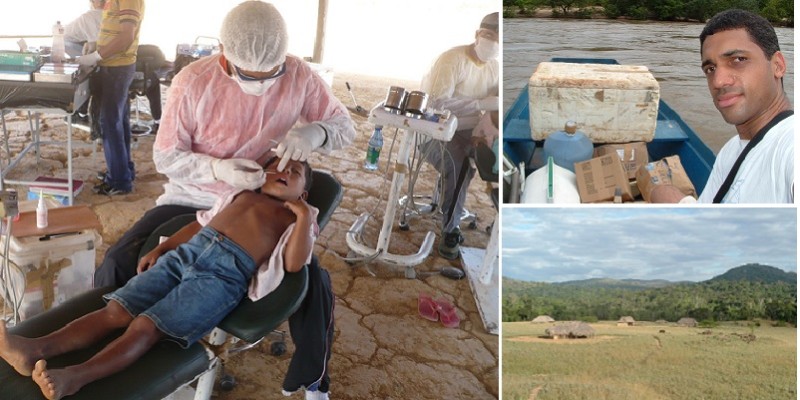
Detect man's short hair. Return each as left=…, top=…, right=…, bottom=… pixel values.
left=264, top=156, right=314, bottom=191
left=700, top=9, right=780, bottom=59
left=480, top=12, right=499, bottom=34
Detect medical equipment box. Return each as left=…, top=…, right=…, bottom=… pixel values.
left=0, top=229, right=100, bottom=320
left=528, top=62, right=660, bottom=143
left=0, top=51, right=43, bottom=68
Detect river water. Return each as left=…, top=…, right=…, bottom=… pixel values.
left=503, top=18, right=794, bottom=153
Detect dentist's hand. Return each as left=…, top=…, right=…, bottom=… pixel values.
left=77, top=51, right=102, bottom=67
left=274, top=124, right=327, bottom=171
left=211, top=158, right=266, bottom=189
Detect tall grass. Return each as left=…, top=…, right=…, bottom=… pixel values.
left=502, top=321, right=796, bottom=400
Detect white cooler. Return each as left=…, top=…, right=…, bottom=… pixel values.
left=0, top=229, right=100, bottom=321
left=529, top=62, right=660, bottom=143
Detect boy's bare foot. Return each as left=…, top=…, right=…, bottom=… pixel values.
left=0, top=322, right=36, bottom=376
left=32, top=360, right=80, bottom=400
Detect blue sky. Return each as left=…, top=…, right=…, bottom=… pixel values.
left=502, top=207, right=797, bottom=282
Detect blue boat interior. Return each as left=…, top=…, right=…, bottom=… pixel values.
left=503, top=58, right=716, bottom=196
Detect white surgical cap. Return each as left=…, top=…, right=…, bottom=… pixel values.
left=220, top=1, right=288, bottom=72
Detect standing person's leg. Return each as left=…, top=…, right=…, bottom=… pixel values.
left=145, top=71, right=162, bottom=130
left=422, top=129, right=475, bottom=259
left=440, top=129, right=476, bottom=233
left=94, top=204, right=201, bottom=288
left=88, top=72, right=102, bottom=141
left=283, top=257, right=335, bottom=397
left=95, top=64, right=136, bottom=194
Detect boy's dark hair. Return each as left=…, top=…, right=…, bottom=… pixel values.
left=700, top=9, right=780, bottom=59
left=264, top=156, right=314, bottom=191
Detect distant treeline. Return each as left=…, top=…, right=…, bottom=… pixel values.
left=503, top=0, right=794, bottom=26
left=503, top=278, right=797, bottom=324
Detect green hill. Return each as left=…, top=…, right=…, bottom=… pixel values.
left=708, top=263, right=796, bottom=284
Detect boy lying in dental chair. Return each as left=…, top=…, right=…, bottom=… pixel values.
left=0, top=156, right=317, bottom=400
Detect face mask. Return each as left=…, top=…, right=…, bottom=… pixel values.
left=235, top=78, right=275, bottom=96
left=474, top=37, right=499, bottom=62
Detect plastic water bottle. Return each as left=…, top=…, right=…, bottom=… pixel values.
left=51, top=21, right=65, bottom=63
left=543, top=120, right=594, bottom=173
left=364, top=126, right=383, bottom=170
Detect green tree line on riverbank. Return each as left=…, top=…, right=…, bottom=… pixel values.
left=503, top=0, right=793, bottom=26
left=503, top=278, right=797, bottom=324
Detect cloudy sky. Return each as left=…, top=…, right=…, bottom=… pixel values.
left=502, top=207, right=797, bottom=283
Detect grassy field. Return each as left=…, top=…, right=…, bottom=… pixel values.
left=502, top=321, right=796, bottom=400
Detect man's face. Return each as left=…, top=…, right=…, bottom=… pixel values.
left=700, top=29, right=786, bottom=127
left=261, top=159, right=307, bottom=201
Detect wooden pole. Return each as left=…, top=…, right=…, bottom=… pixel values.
left=312, top=0, right=328, bottom=63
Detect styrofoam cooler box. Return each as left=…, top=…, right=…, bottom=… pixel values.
left=0, top=229, right=100, bottom=320
left=529, top=62, right=660, bottom=143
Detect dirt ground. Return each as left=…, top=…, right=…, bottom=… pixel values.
left=0, top=70, right=498, bottom=399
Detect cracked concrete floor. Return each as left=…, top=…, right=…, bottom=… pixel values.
left=0, top=70, right=498, bottom=399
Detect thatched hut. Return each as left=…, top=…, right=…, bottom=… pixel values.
left=531, top=315, right=555, bottom=323
left=677, top=317, right=698, bottom=327
left=617, top=316, right=635, bottom=326
left=544, top=321, right=595, bottom=339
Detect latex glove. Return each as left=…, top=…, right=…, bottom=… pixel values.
left=274, top=124, right=327, bottom=171
left=478, top=96, right=499, bottom=112
left=77, top=51, right=102, bottom=67
left=211, top=158, right=266, bottom=189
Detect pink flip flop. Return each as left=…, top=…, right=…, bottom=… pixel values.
left=418, top=292, right=439, bottom=322
left=435, top=298, right=460, bottom=329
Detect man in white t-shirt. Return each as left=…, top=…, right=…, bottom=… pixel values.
left=696, top=9, right=794, bottom=203
left=64, top=0, right=105, bottom=58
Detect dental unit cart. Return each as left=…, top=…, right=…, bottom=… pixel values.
left=346, top=103, right=457, bottom=278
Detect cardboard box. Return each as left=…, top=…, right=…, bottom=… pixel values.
left=594, top=142, right=649, bottom=180
left=0, top=229, right=100, bottom=320
left=575, top=154, right=634, bottom=203
left=636, top=155, right=697, bottom=202
left=529, top=62, right=660, bottom=143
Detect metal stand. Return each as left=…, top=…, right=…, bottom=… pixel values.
left=346, top=104, right=457, bottom=277
left=0, top=73, right=91, bottom=206
left=397, top=179, right=439, bottom=231
left=0, top=111, right=76, bottom=205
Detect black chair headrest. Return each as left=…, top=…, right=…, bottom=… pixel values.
left=136, top=44, right=166, bottom=68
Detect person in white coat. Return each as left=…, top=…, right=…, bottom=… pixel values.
left=420, top=12, right=499, bottom=259
left=63, top=0, right=105, bottom=58
left=92, top=2, right=354, bottom=398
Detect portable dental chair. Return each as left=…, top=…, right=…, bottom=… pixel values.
left=0, top=170, right=343, bottom=399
